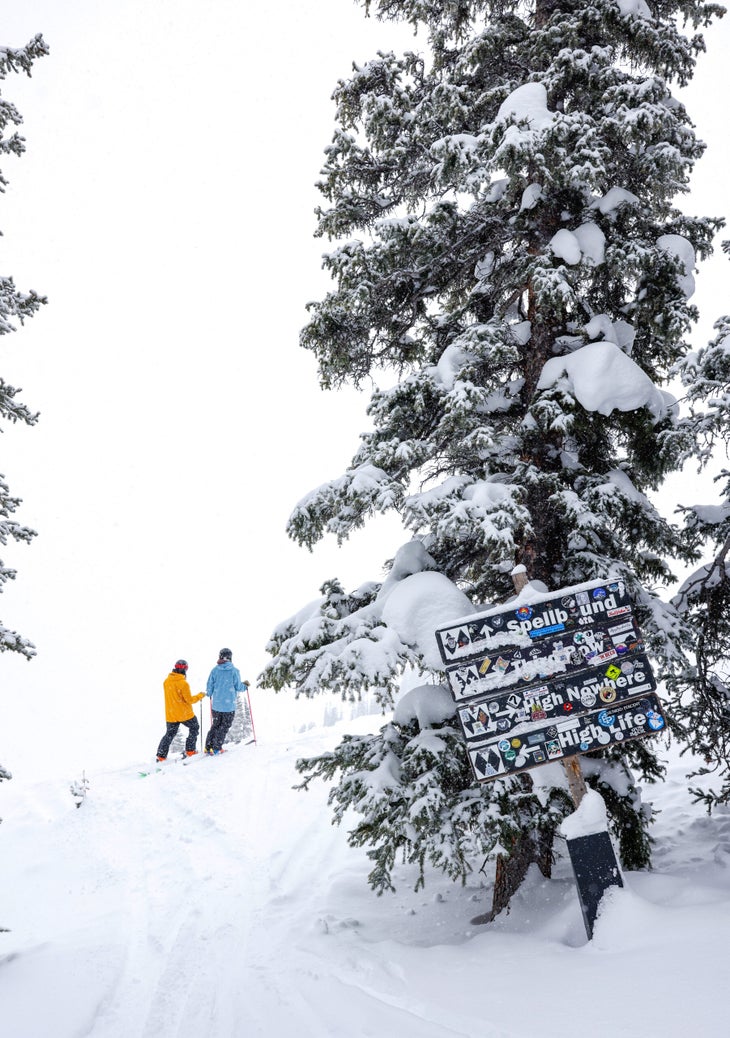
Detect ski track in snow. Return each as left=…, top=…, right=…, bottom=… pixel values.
left=1, top=726, right=730, bottom=1037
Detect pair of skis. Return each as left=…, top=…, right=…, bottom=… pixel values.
left=139, top=741, right=253, bottom=778
left=138, top=752, right=208, bottom=778
left=184, top=739, right=254, bottom=763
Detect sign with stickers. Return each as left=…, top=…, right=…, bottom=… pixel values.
left=467, top=694, right=666, bottom=781
left=435, top=579, right=666, bottom=784
left=456, top=653, right=657, bottom=744
left=444, top=614, right=645, bottom=702
left=435, top=579, right=634, bottom=666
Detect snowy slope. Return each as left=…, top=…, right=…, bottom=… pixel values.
left=1, top=719, right=730, bottom=1038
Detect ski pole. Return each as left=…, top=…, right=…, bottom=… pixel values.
left=199, top=699, right=203, bottom=753
left=245, top=683, right=257, bottom=745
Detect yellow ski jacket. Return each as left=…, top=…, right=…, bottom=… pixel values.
left=163, top=671, right=205, bottom=722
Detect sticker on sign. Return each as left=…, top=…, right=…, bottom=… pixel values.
left=467, top=693, right=666, bottom=782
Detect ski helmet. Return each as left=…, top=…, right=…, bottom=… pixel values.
left=218, top=647, right=232, bottom=661
left=173, top=659, right=189, bottom=673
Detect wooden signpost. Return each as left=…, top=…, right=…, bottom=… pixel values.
left=435, top=575, right=665, bottom=937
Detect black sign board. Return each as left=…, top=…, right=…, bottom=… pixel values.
left=467, top=693, right=666, bottom=782
left=445, top=614, right=644, bottom=702
left=456, top=653, right=657, bottom=744
left=566, top=831, right=624, bottom=939
left=435, top=579, right=634, bottom=667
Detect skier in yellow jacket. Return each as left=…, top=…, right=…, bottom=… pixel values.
left=156, top=659, right=205, bottom=761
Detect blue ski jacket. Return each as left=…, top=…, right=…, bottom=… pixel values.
left=206, top=660, right=245, bottom=713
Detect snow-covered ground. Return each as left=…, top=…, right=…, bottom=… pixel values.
left=1, top=715, right=729, bottom=1038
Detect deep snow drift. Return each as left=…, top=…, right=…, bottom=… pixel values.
left=1, top=711, right=729, bottom=1038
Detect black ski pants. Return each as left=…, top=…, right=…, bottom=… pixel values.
left=205, top=709, right=234, bottom=753
left=157, top=715, right=199, bottom=759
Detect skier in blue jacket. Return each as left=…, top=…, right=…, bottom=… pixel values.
left=205, top=647, right=248, bottom=754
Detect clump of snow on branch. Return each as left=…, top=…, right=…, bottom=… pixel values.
left=615, top=0, right=653, bottom=22
left=537, top=341, right=668, bottom=420
left=688, top=502, right=730, bottom=526
left=381, top=569, right=473, bottom=671
left=583, top=315, right=635, bottom=353
left=497, top=83, right=556, bottom=133
left=393, top=683, right=455, bottom=728
left=593, top=186, right=640, bottom=215
left=549, top=223, right=606, bottom=267
left=434, top=344, right=472, bottom=390
left=657, top=234, right=696, bottom=299
left=262, top=541, right=477, bottom=703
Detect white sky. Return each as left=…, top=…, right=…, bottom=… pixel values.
left=1, top=0, right=728, bottom=778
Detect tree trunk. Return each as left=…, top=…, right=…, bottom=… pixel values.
left=492, top=826, right=554, bottom=920
left=471, top=824, right=554, bottom=925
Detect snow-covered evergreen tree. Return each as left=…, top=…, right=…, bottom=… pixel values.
left=263, top=0, right=725, bottom=902
left=225, top=690, right=253, bottom=745
left=0, top=34, right=48, bottom=659
left=70, top=771, right=90, bottom=809
left=170, top=729, right=186, bottom=755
